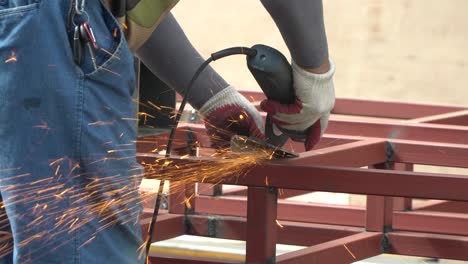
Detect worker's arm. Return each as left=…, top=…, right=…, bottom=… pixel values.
left=135, top=13, right=265, bottom=147
left=260, top=0, right=335, bottom=150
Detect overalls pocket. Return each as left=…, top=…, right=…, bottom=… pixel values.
left=73, top=0, right=133, bottom=87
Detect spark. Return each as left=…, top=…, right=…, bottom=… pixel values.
left=88, top=121, right=114, bottom=126
left=279, top=188, right=284, bottom=196
left=160, top=106, right=174, bottom=110
left=0, top=129, right=275, bottom=262
left=143, top=147, right=272, bottom=197
left=99, top=66, right=121, bottom=77
left=100, top=47, right=120, bottom=60
left=79, top=235, right=96, bottom=249
left=33, top=121, right=51, bottom=131
left=265, top=176, right=269, bottom=186
left=121, top=23, right=128, bottom=30
left=107, top=149, right=134, bottom=154
left=147, top=101, right=162, bottom=111
left=5, top=50, right=16, bottom=63
left=138, top=112, right=156, bottom=120
left=275, top=220, right=284, bottom=229
left=343, top=244, right=356, bottom=259
left=54, top=165, right=61, bottom=176
left=49, top=158, right=64, bottom=167
left=183, top=195, right=193, bottom=209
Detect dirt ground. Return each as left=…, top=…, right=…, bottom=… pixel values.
left=172, top=0, right=468, bottom=106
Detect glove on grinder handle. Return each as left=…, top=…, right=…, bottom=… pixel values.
left=247, top=44, right=294, bottom=147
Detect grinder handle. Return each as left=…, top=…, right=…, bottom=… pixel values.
left=247, top=44, right=295, bottom=104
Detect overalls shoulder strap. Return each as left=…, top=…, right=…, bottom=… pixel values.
left=102, top=0, right=179, bottom=52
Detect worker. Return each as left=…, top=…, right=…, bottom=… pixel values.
left=0, top=0, right=334, bottom=263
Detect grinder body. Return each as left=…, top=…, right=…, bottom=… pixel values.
left=246, top=44, right=295, bottom=147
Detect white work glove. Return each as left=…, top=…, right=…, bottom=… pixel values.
left=199, top=86, right=266, bottom=148
left=260, top=60, right=336, bottom=150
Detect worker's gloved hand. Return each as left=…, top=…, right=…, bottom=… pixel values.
left=261, top=60, right=335, bottom=151
left=200, top=86, right=266, bottom=148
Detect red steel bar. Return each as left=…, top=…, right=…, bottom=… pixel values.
left=393, top=211, right=468, bottom=236
left=388, top=232, right=468, bottom=260
left=198, top=183, right=223, bottom=196
left=168, top=184, right=186, bottom=214
left=246, top=187, right=278, bottom=264
left=276, top=232, right=383, bottom=263
left=392, top=140, right=468, bottom=168
left=365, top=196, right=393, bottom=232
left=410, top=109, right=468, bottom=126
left=392, top=163, right=413, bottom=211
left=365, top=163, right=394, bottom=232
left=238, top=91, right=467, bottom=119
left=221, top=186, right=309, bottom=199
left=149, top=254, right=240, bottom=264
left=138, top=154, right=468, bottom=201
left=229, top=164, right=468, bottom=201
left=413, top=200, right=468, bottom=213
left=194, top=195, right=365, bottom=227
left=327, top=116, right=468, bottom=144
left=185, top=215, right=362, bottom=246
left=332, top=98, right=466, bottom=119
left=141, top=214, right=185, bottom=243
left=288, top=139, right=388, bottom=167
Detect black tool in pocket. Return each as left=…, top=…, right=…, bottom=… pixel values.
left=73, top=24, right=83, bottom=65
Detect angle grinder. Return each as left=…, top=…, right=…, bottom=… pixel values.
left=246, top=44, right=295, bottom=147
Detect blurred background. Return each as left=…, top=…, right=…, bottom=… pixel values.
left=172, top=0, right=468, bottom=106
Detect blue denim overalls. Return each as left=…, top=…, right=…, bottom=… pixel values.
left=0, top=0, right=144, bottom=263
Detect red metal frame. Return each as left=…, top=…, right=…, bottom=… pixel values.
left=138, top=92, right=468, bottom=263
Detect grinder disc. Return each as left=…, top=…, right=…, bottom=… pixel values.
left=230, top=135, right=298, bottom=159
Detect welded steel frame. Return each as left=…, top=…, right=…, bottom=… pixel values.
left=137, top=91, right=468, bottom=264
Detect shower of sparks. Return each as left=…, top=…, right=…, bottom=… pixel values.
left=143, top=148, right=272, bottom=194
left=0, top=147, right=272, bottom=262
left=0, top=99, right=278, bottom=263
left=5, top=50, right=17, bottom=63
left=343, top=244, right=356, bottom=259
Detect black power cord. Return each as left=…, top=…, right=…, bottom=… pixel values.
left=144, top=47, right=257, bottom=263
